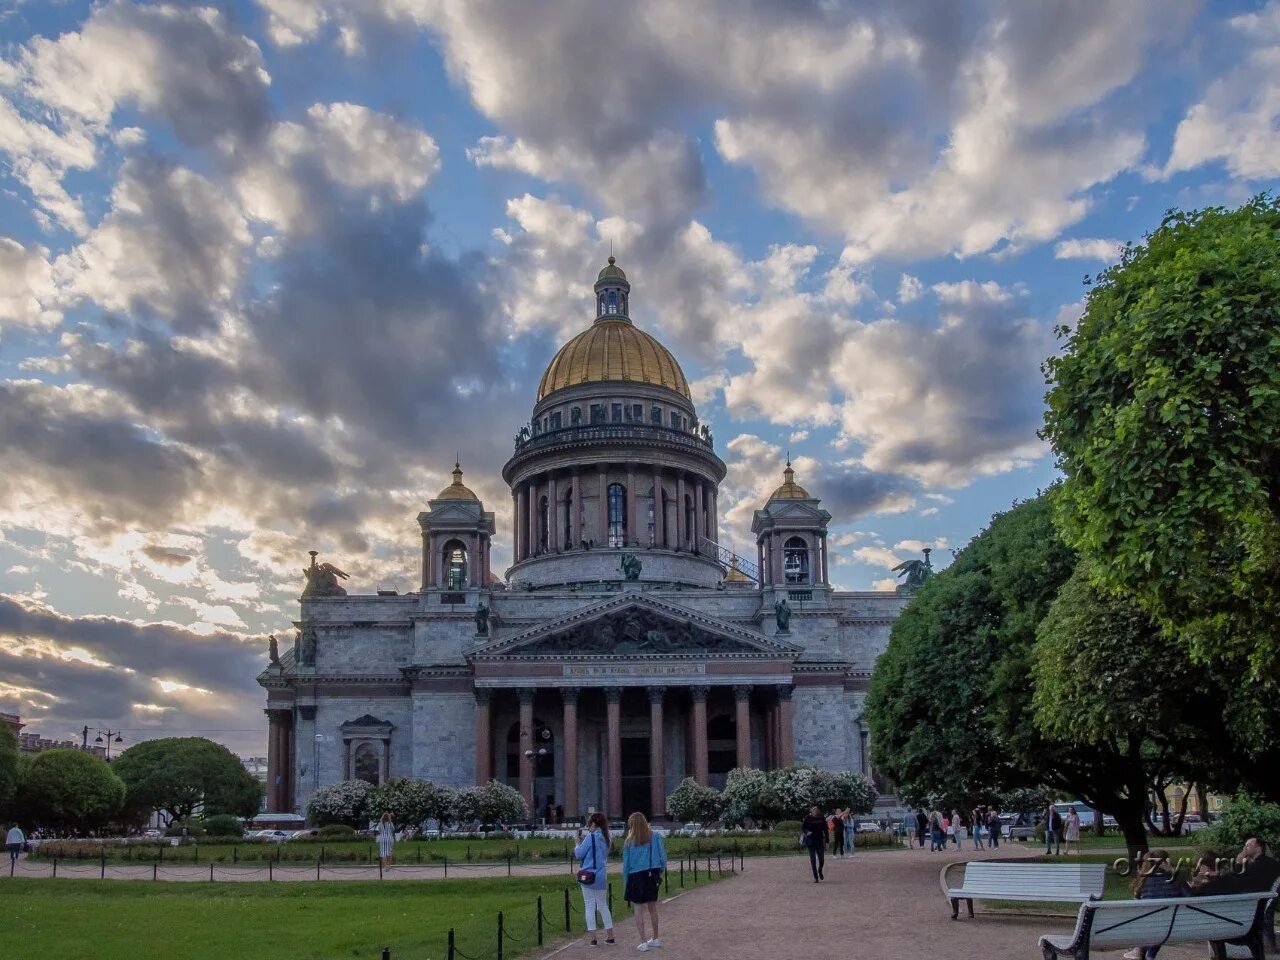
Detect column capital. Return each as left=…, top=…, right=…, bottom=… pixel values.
left=264, top=707, right=291, bottom=720
left=733, top=683, right=753, bottom=702
left=776, top=684, right=794, bottom=702
left=604, top=686, right=623, bottom=704
left=647, top=685, right=666, bottom=705
left=560, top=686, right=580, bottom=704
left=517, top=687, right=536, bottom=706
left=690, top=684, right=710, bottom=703
left=474, top=688, right=492, bottom=705
left=298, top=705, right=316, bottom=721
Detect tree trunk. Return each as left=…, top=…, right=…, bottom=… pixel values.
left=1093, top=807, right=1106, bottom=837
left=1117, top=807, right=1149, bottom=860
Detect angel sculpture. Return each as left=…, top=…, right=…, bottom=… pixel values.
left=302, top=550, right=349, bottom=596
left=892, top=548, right=934, bottom=593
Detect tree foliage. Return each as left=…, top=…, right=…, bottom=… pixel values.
left=112, top=737, right=261, bottom=822
left=366, top=778, right=455, bottom=830
left=1043, top=196, right=1280, bottom=725
left=14, top=748, right=124, bottom=832
left=451, top=780, right=524, bottom=825
left=0, top=722, right=18, bottom=817
left=716, top=767, right=874, bottom=827
left=1205, top=793, right=1280, bottom=855
left=665, top=777, right=724, bottom=824
left=306, top=780, right=372, bottom=826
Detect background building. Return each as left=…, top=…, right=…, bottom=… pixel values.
left=261, top=259, right=910, bottom=819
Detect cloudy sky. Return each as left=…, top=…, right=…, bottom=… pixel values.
left=1, top=1, right=1276, bottom=756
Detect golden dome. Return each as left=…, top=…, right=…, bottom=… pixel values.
left=436, top=462, right=480, bottom=501
left=724, top=558, right=753, bottom=583
left=768, top=461, right=809, bottom=500
left=537, top=318, right=691, bottom=402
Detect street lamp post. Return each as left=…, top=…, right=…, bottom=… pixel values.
left=82, top=726, right=125, bottom=760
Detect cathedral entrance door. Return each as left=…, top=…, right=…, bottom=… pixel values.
left=620, top=734, right=651, bottom=817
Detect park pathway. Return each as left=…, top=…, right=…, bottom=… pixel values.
left=539, top=843, right=1210, bottom=960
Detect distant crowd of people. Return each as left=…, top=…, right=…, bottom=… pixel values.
left=913, top=806, right=1005, bottom=852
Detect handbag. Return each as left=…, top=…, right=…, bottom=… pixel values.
left=576, top=832, right=598, bottom=885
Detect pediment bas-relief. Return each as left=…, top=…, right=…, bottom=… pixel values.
left=517, top=608, right=761, bottom=656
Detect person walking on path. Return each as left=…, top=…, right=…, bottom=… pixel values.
left=801, top=806, right=829, bottom=882
left=575, top=812, right=616, bottom=946
left=622, top=812, right=667, bottom=952
left=1044, top=803, right=1063, bottom=856
left=840, top=809, right=856, bottom=859
left=970, top=808, right=985, bottom=850
left=1063, top=809, right=1082, bottom=855
left=929, top=809, right=944, bottom=852
left=6, top=823, right=23, bottom=864
left=915, top=809, right=928, bottom=849
left=985, top=808, right=1001, bottom=849
left=376, top=811, right=396, bottom=867
left=1122, top=849, right=1187, bottom=960
left=830, top=808, right=846, bottom=857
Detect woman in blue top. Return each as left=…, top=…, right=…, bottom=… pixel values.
left=622, top=812, right=668, bottom=951
left=574, top=812, right=615, bottom=946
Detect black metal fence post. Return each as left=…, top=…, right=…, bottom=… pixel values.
left=378, top=859, right=383, bottom=881
left=564, top=887, right=571, bottom=931
left=52, top=857, right=58, bottom=878
left=153, top=863, right=157, bottom=881
left=381, top=949, right=390, bottom=960
left=101, top=852, right=106, bottom=879
left=447, top=929, right=455, bottom=960
left=443, top=854, right=448, bottom=878
left=692, top=857, right=697, bottom=882
left=497, top=910, right=504, bottom=960
left=507, top=855, right=512, bottom=877
left=717, top=854, right=722, bottom=876
left=537, top=895, right=544, bottom=946
left=679, top=859, right=684, bottom=887
left=607, top=882, right=613, bottom=914
left=268, top=859, right=273, bottom=882
left=210, top=863, right=214, bottom=882
left=316, top=858, right=321, bottom=881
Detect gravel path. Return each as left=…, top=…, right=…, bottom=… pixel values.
left=536, top=844, right=1213, bottom=960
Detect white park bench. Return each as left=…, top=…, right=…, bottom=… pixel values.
left=1038, top=891, right=1273, bottom=960
left=944, top=862, right=1105, bottom=919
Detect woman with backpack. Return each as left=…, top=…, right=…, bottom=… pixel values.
left=622, top=812, right=667, bottom=952
left=574, top=812, right=616, bottom=946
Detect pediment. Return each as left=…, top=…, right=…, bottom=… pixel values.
left=426, top=502, right=483, bottom=521
left=470, top=593, right=798, bottom=660
left=340, top=714, right=394, bottom=733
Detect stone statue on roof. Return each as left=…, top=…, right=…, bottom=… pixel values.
left=892, top=548, right=934, bottom=593
left=302, top=551, right=348, bottom=596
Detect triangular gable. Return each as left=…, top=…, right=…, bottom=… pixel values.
left=470, top=593, right=799, bottom=659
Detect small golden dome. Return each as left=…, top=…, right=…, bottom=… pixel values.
left=724, top=558, right=753, bottom=583
left=436, top=462, right=480, bottom=501
left=597, top=255, right=628, bottom=283
left=768, top=461, right=810, bottom=500
left=537, top=318, right=691, bottom=402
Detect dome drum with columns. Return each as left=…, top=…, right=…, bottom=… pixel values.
left=259, top=257, right=912, bottom=826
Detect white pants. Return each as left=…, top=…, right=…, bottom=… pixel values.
left=581, top=885, right=613, bottom=931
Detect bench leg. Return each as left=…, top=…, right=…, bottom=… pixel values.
left=950, top=897, right=959, bottom=920
left=967, top=898, right=974, bottom=918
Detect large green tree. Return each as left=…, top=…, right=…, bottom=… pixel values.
left=112, top=737, right=262, bottom=822
left=14, top=748, right=124, bottom=832
left=0, top=723, right=18, bottom=817
left=1043, top=196, right=1280, bottom=730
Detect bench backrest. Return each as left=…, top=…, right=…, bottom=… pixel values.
left=959, top=862, right=1106, bottom=897
left=1082, top=894, right=1264, bottom=950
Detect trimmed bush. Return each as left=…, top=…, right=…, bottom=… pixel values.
left=317, top=823, right=357, bottom=839
left=203, top=814, right=244, bottom=837
left=1205, top=794, right=1280, bottom=854
left=772, top=820, right=803, bottom=835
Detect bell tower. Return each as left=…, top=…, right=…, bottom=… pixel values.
left=751, top=460, right=832, bottom=592
left=417, top=462, right=496, bottom=592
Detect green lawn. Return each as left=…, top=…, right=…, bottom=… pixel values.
left=0, top=867, right=728, bottom=960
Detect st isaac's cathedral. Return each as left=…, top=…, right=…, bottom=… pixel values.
left=260, top=258, right=912, bottom=820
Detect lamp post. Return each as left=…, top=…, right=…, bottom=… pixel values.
left=82, top=726, right=124, bottom=760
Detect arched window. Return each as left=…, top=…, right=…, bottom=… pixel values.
left=354, top=742, right=380, bottom=785
left=783, top=536, right=809, bottom=583
left=607, top=483, right=627, bottom=548
left=563, top=489, right=573, bottom=546
left=443, top=539, right=468, bottom=589
left=538, top=495, right=549, bottom=552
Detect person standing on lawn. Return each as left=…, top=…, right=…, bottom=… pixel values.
left=801, top=806, right=829, bottom=882
left=1063, top=808, right=1082, bottom=855
left=622, top=812, right=667, bottom=952
left=1044, top=803, right=1063, bottom=855
left=376, top=811, right=396, bottom=867
left=575, top=812, right=616, bottom=946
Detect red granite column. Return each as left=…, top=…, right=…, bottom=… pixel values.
left=597, top=467, right=609, bottom=545
left=653, top=467, right=666, bottom=547
left=627, top=465, right=638, bottom=547
left=691, top=686, right=709, bottom=785
left=734, top=685, right=752, bottom=769
left=562, top=688, right=579, bottom=818
left=778, top=685, right=795, bottom=766
left=518, top=688, right=535, bottom=814
left=648, top=686, right=666, bottom=819
left=605, top=688, right=623, bottom=817
left=548, top=473, right=559, bottom=552
left=763, top=702, right=775, bottom=770
left=675, top=474, right=686, bottom=549
left=694, top=480, right=705, bottom=549
left=474, top=689, right=492, bottom=785
left=570, top=470, right=581, bottom=547
left=528, top=478, right=539, bottom=556
left=514, top=487, right=525, bottom=561
left=265, top=710, right=281, bottom=810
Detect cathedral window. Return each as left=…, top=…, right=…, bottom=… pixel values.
left=607, top=483, right=627, bottom=547
left=354, top=742, right=380, bottom=786
left=783, top=536, right=809, bottom=583
left=590, top=404, right=605, bottom=424
left=650, top=406, right=661, bottom=425
left=571, top=406, right=582, bottom=426
left=550, top=412, right=562, bottom=430
left=443, top=540, right=468, bottom=589
left=632, top=403, right=642, bottom=421
left=611, top=403, right=622, bottom=423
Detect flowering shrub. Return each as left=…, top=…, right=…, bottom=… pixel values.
left=306, top=779, right=372, bottom=826
left=366, top=778, right=455, bottom=830
left=452, top=779, right=525, bottom=824
left=666, top=777, right=725, bottom=824
left=719, top=767, right=877, bottom=826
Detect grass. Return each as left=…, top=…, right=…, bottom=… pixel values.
left=0, top=865, right=729, bottom=960
left=32, top=830, right=901, bottom=865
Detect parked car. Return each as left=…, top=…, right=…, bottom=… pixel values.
left=1053, top=802, right=1096, bottom=828
left=255, top=830, right=291, bottom=842
left=856, top=821, right=882, bottom=833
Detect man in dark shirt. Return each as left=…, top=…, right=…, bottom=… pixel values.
left=1193, top=837, right=1280, bottom=895
left=801, top=806, right=829, bottom=883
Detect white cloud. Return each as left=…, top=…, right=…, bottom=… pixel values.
left=0, top=237, right=59, bottom=331
left=898, top=273, right=923, bottom=303
left=1053, top=237, right=1123, bottom=262
left=852, top=545, right=903, bottom=569
left=894, top=537, right=947, bottom=553
left=1164, top=3, right=1280, bottom=180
